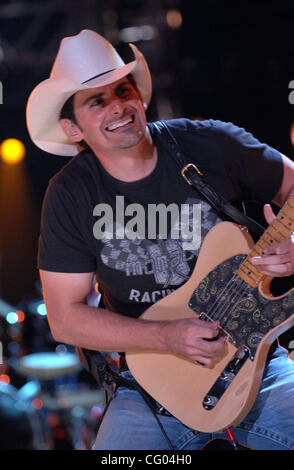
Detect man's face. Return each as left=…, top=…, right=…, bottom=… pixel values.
left=67, top=77, right=147, bottom=154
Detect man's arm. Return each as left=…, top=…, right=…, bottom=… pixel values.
left=272, top=154, right=294, bottom=207
left=40, top=269, right=226, bottom=365
left=252, top=154, right=294, bottom=276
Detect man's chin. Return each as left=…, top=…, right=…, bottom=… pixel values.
left=106, top=128, right=146, bottom=149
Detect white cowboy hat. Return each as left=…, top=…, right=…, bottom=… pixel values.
left=26, top=29, right=152, bottom=156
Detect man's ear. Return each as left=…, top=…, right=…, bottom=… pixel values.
left=59, top=118, right=84, bottom=143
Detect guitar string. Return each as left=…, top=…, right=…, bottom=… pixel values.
left=203, top=257, right=276, bottom=330
left=198, top=270, right=248, bottom=325
left=204, top=274, right=250, bottom=326
left=277, top=216, right=294, bottom=231
left=205, top=265, right=262, bottom=326
left=202, top=246, right=263, bottom=323
left=200, top=217, right=292, bottom=327
left=214, top=279, right=252, bottom=327
left=193, top=206, right=293, bottom=330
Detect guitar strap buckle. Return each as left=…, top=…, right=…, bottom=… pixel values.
left=181, top=163, right=203, bottom=185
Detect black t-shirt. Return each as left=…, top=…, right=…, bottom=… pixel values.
left=38, top=118, right=283, bottom=317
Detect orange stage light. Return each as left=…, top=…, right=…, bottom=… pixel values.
left=166, top=9, right=183, bottom=29
left=0, top=138, right=26, bottom=164
left=15, top=310, right=25, bottom=322
left=290, top=122, right=294, bottom=147
left=0, top=374, right=10, bottom=385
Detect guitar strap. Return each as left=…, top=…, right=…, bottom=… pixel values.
left=151, top=120, right=266, bottom=237
left=77, top=346, right=175, bottom=449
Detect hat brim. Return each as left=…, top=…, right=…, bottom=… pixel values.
left=26, top=44, right=152, bottom=156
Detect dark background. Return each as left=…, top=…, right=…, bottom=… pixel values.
left=0, top=0, right=293, bottom=329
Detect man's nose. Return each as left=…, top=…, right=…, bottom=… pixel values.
left=109, top=97, right=126, bottom=115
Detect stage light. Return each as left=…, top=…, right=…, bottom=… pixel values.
left=166, top=9, right=183, bottom=29
left=290, top=122, right=294, bottom=146
left=15, top=310, right=25, bottom=322
left=0, top=374, right=10, bottom=385
left=119, top=25, right=157, bottom=43
left=0, top=138, right=26, bottom=164
left=31, top=398, right=43, bottom=410
left=46, top=412, right=60, bottom=428
left=6, top=311, right=18, bottom=324
left=55, top=344, right=68, bottom=355
left=37, top=302, right=47, bottom=316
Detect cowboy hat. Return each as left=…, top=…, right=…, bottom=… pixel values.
left=26, top=29, right=152, bottom=156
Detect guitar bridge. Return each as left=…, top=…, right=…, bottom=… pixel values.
left=202, top=345, right=250, bottom=411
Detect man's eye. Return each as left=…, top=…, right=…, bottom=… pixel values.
left=119, top=87, right=131, bottom=97
left=91, top=98, right=103, bottom=106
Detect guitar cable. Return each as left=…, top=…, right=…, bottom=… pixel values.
left=135, top=388, right=175, bottom=450
left=225, top=427, right=239, bottom=450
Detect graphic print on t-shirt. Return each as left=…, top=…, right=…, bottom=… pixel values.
left=98, top=198, right=222, bottom=303
left=101, top=237, right=193, bottom=288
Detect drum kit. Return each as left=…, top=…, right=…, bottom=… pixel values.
left=0, top=296, right=105, bottom=450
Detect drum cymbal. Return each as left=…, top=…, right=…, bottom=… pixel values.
left=17, top=352, right=82, bottom=380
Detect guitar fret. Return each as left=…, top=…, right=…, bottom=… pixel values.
left=267, top=229, right=283, bottom=241
left=242, top=259, right=263, bottom=275
left=272, top=217, right=292, bottom=236
left=270, top=223, right=287, bottom=239
left=237, top=196, right=294, bottom=287
left=252, top=247, right=264, bottom=256
left=262, top=232, right=280, bottom=246
left=239, top=262, right=258, bottom=275
left=257, top=240, right=269, bottom=253
left=277, top=209, right=293, bottom=224
left=238, top=271, right=261, bottom=285
left=239, top=264, right=262, bottom=282
left=246, top=268, right=262, bottom=282
left=279, top=208, right=294, bottom=225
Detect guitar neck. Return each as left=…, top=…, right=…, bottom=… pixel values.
left=238, top=195, right=294, bottom=288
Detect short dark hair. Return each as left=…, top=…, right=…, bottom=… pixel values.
left=59, top=74, right=140, bottom=151
left=59, top=94, right=89, bottom=151
left=59, top=94, right=76, bottom=122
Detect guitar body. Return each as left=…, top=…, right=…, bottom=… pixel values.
left=126, top=221, right=294, bottom=432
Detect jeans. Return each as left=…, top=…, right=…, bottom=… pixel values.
left=94, top=346, right=294, bottom=450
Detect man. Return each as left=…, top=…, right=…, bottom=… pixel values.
left=26, top=30, right=294, bottom=450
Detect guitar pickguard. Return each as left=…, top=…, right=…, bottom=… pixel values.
left=189, top=254, right=294, bottom=359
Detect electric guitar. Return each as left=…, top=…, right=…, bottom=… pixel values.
left=126, top=195, right=294, bottom=432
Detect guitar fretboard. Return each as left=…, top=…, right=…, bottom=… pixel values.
left=238, top=195, right=294, bottom=287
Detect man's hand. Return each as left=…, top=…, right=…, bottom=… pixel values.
left=251, top=204, right=294, bottom=277
left=160, top=317, right=227, bottom=365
